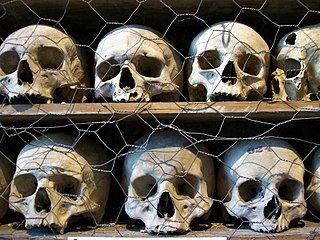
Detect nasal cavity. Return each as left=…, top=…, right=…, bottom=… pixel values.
left=35, top=188, right=51, bottom=213
left=157, top=192, right=175, bottom=218
left=119, top=67, right=135, bottom=90
left=18, top=60, right=33, bottom=85
left=221, top=61, right=237, bottom=85
left=264, top=195, right=281, bottom=220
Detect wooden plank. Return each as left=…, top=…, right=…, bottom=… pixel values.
left=0, top=101, right=319, bottom=118
left=0, top=220, right=318, bottom=239
left=0, top=101, right=318, bottom=127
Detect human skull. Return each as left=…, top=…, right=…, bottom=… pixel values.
left=272, top=24, right=320, bottom=100
left=94, top=25, right=183, bottom=102
left=187, top=21, right=270, bottom=101
left=9, top=132, right=110, bottom=234
left=0, top=148, right=15, bottom=219
left=306, top=147, right=320, bottom=212
left=0, top=25, right=89, bottom=103
left=218, top=139, right=306, bottom=232
left=123, top=130, right=214, bottom=234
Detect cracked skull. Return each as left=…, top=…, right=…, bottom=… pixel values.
left=306, top=147, right=320, bottom=212
left=9, top=132, right=110, bottom=234
left=0, top=25, right=89, bottom=103
left=272, top=24, right=320, bottom=100
left=94, top=25, right=183, bottom=102
left=218, top=139, right=306, bottom=232
left=187, top=21, right=270, bottom=101
left=123, top=130, right=214, bottom=234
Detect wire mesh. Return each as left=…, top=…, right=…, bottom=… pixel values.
left=0, top=0, right=319, bottom=238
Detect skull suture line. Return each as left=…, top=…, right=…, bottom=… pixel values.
left=94, top=25, right=183, bottom=102
left=272, top=24, right=320, bottom=101
left=187, top=21, right=270, bottom=101
left=123, top=130, right=215, bottom=234
left=9, top=132, right=111, bottom=234
left=218, top=139, right=306, bottom=233
left=0, top=25, right=89, bottom=103
left=306, top=147, right=320, bottom=213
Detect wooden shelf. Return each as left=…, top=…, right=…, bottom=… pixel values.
left=0, top=219, right=318, bottom=239
left=0, top=101, right=319, bottom=125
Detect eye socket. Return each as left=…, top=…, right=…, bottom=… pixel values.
left=37, top=46, right=64, bottom=69
left=132, top=175, right=157, bottom=200
left=0, top=50, right=20, bottom=74
left=97, top=58, right=120, bottom=82
left=238, top=54, right=262, bottom=76
left=283, top=59, right=301, bottom=78
left=13, top=174, right=37, bottom=197
left=133, top=56, right=163, bottom=77
left=278, top=178, right=301, bottom=201
left=238, top=179, right=263, bottom=202
left=176, top=174, right=200, bottom=198
left=52, top=174, right=81, bottom=201
left=198, top=50, right=221, bottom=70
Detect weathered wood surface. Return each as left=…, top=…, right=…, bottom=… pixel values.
left=0, top=220, right=318, bottom=239
left=0, top=101, right=319, bottom=124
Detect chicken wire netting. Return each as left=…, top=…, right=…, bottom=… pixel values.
left=0, top=0, right=319, bottom=238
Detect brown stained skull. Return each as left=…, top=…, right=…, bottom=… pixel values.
left=187, top=21, right=270, bottom=101
left=218, top=139, right=306, bottom=233
left=9, top=133, right=110, bottom=234
left=0, top=25, right=89, bottom=103
left=94, top=25, right=183, bottom=102
left=272, top=24, right=320, bottom=101
left=122, top=130, right=214, bottom=234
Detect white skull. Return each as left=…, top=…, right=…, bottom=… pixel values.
left=272, top=24, right=320, bottom=101
left=9, top=132, right=110, bottom=234
left=123, top=130, right=214, bottom=234
left=0, top=149, right=14, bottom=219
left=306, top=147, right=320, bottom=212
left=218, top=139, right=306, bottom=232
left=187, top=21, right=270, bottom=101
left=0, top=25, right=89, bottom=103
left=94, top=25, right=183, bottom=102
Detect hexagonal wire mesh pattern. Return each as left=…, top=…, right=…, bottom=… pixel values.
left=0, top=0, right=319, bottom=238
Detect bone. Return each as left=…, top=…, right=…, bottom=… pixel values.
left=218, top=139, right=307, bottom=232
left=272, top=24, right=320, bottom=101
left=94, top=25, right=183, bottom=102
left=122, top=129, right=215, bottom=233
left=0, top=25, right=89, bottom=103
left=9, top=132, right=111, bottom=234
left=187, top=21, right=270, bottom=102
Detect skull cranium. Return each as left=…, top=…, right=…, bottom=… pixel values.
left=272, top=24, right=320, bottom=101
left=94, top=25, right=183, bottom=102
left=187, top=21, right=270, bottom=101
left=123, top=130, right=214, bottom=233
left=9, top=132, right=110, bottom=234
left=0, top=25, right=89, bottom=103
left=218, top=139, right=306, bottom=232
